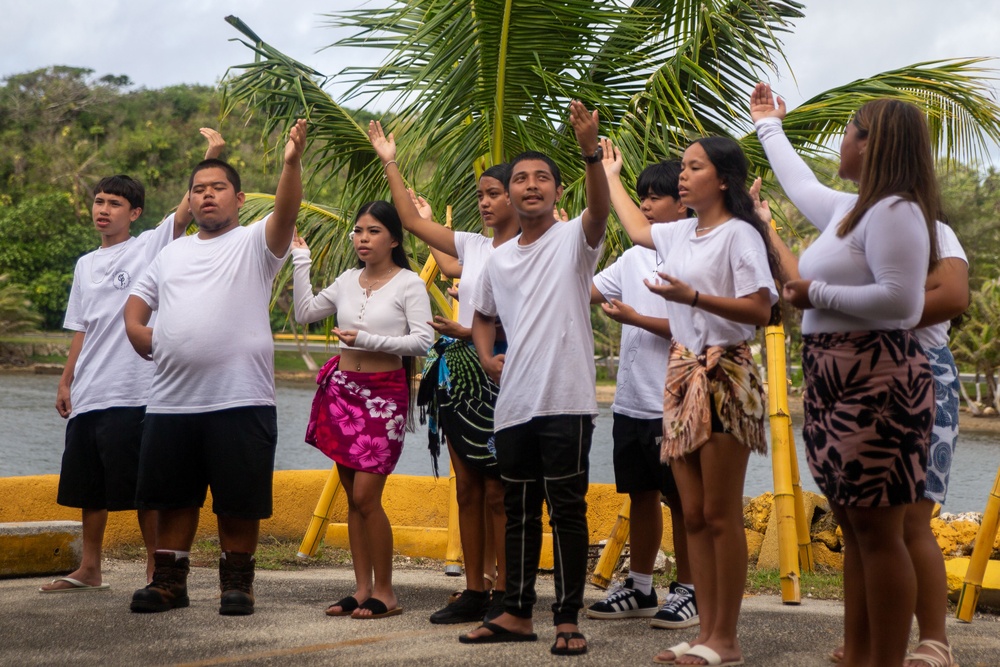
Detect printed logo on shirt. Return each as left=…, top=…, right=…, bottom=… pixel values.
left=112, top=270, right=131, bottom=290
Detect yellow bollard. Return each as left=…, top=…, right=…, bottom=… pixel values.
left=956, top=464, right=1000, bottom=621
left=590, top=498, right=632, bottom=589
left=765, top=323, right=802, bottom=604
left=788, top=425, right=815, bottom=573
left=444, top=455, right=464, bottom=576
left=297, top=466, right=343, bottom=558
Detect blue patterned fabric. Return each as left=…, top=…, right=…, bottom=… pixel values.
left=924, top=344, right=960, bottom=505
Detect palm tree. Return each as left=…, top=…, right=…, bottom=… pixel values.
left=0, top=275, right=42, bottom=335
left=219, top=1, right=1000, bottom=284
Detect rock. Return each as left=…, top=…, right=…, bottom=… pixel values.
left=743, top=492, right=774, bottom=533
left=653, top=550, right=671, bottom=574
left=931, top=518, right=981, bottom=557
left=984, top=406, right=998, bottom=416
left=746, top=530, right=764, bottom=567
left=810, top=541, right=844, bottom=572
left=813, top=529, right=841, bottom=551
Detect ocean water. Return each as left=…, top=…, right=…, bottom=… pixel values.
left=2, top=373, right=998, bottom=513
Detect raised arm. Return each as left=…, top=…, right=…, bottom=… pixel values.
left=601, top=137, right=654, bottom=249
left=265, top=119, right=307, bottom=257
left=750, top=176, right=799, bottom=283
left=571, top=101, right=609, bottom=249
left=369, top=121, right=458, bottom=256
left=124, top=295, right=154, bottom=361
left=751, top=83, right=855, bottom=231
left=290, top=233, right=338, bottom=324
left=174, top=128, right=226, bottom=235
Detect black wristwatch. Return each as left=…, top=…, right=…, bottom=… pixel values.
left=583, top=145, right=603, bottom=164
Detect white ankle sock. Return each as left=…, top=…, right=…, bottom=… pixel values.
left=161, top=550, right=190, bottom=559
left=629, top=571, right=653, bottom=595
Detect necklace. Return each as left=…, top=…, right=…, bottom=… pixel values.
left=89, top=240, right=130, bottom=284
left=695, top=223, right=724, bottom=233
left=358, top=266, right=395, bottom=321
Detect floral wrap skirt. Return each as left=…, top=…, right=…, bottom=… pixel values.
left=305, top=356, right=409, bottom=475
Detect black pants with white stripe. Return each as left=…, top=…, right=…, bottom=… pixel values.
left=495, top=414, right=593, bottom=626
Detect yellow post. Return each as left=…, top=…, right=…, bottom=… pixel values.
left=956, top=464, right=1000, bottom=621
left=788, top=424, right=815, bottom=573
left=297, top=466, right=343, bottom=558
left=765, top=322, right=801, bottom=604
left=443, top=455, right=464, bottom=576
left=590, top=498, right=632, bottom=589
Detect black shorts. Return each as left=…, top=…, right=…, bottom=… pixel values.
left=135, top=406, right=277, bottom=520
left=611, top=413, right=677, bottom=498
left=57, top=407, right=146, bottom=511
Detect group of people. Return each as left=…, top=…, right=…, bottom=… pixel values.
left=41, top=82, right=966, bottom=667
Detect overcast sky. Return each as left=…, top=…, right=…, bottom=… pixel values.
left=2, top=0, right=998, bottom=160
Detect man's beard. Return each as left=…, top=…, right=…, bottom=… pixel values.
left=197, top=217, right=234, bottom=233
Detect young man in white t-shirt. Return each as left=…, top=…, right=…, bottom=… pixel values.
left=123, top=120, right=306, bottom=616
left=585, top=153, right=699, bottom=630
left=461, top=101, right=608, bottom=656
left=40, top=131, right=226, bottom=595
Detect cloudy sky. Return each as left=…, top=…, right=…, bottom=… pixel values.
left=2, top=0, right=998, bottom=158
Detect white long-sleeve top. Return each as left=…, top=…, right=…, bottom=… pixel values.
left=755, top=117, right=929, bottom=334
left=291, top=248, right=434, bottom=356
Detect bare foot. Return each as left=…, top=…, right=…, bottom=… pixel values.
left=326, top=590, right=369, bottom=615
left=463, top=612, right=533, bottom=640
left=351, top=591, right=399, bottom=618
left=654, top=641, right=694, bottom=664
left=830, top=644, right=844, bottom=663
left=553, top=622, right=587, bottom=653
left=676, top=641, right=742, bottom=666
left=39, top=568, right=102, bottom=591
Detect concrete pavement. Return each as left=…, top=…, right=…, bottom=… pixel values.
left=3, top=559, right=1000, bottom=666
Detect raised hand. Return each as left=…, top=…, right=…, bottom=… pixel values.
left=408, top=188, right=433, bottom=221
left=750, top=82, right=786, bottom=123
left=749, top=176, right=772, bottom=223
left=368, top=120, right=397, bottom=165
left=291, top=228, right=308, bottom=251
left=285, top=118, right=307, bottom=165
left=200, top=128, right=226, bottom=160
left=600, top=136, right=622, bottom=180
left=569, top=100, right=599, bottom=156
left=554, top=206, right=570, bottom=222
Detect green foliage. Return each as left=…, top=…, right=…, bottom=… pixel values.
left=0, top=193, right=93, bottom=328
left=0, top=275, right=42, bottom=334
left=951, top=281, right=1000, bottom=406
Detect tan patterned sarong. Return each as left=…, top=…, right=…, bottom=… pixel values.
left=661, top=340, right=767, bottom=460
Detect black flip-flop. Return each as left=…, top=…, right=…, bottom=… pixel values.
left=351, top=597, right=403, bottom=619
left=458, top=621, right=538, bottom=644
left=551, top=631, right=588, bottom=656
left=325, top=595, right=360, bottom=617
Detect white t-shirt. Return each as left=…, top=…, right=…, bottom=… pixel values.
left=291, top=249, right=434, bottom=356
left=592, top=246, right=671, bottom=419
left=130, top=216, right=289, bottom=413
left=454, top=232, right=495, bottom=329
left=756, top=117, right=930, bottom=335
left=650, top=219, right=777, bottom=352
left=63, top=216, right=176, bottom=418
left=915, top=223, right=967, bottom=351
left=470, top=216, right=603, bottom=431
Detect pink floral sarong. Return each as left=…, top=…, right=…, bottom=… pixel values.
left=305, top=356, right=409, bottom=475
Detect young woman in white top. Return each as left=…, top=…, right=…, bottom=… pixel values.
left=292, top=200, right=434, bottom=619
left=367, top=120, right=518, bottom=624
left=617, top=136, right=781, bottom=667
left=753, top=83, right=942, bottom=667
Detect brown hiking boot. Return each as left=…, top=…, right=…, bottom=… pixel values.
left=130, top=550, right=190, bottom=613
left=219, top=551, right=255, bottom=616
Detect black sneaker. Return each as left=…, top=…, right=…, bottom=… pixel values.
left=585, top=577, right=658, bottom=619
left=429, top=589, right=489, bottom=624
left=650, top=582, right=699, bottom=629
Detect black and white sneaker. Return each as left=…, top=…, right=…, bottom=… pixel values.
left=650, top=581, right=699, bottom=629
left=585, top=577, right=658, bottom=619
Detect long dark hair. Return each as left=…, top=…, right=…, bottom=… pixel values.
left=354, top=200, right=411, bottom=271
left=353, top=200, right=418, bottom=423
left=694, top=136, right=784, bottom=324
left=838, top=99, right=939, bottom=271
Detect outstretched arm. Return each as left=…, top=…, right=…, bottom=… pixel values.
left=369, top=121, right=458, bottom=256
left=601, top=137, right=654, bottom=249
left=571, top=101, right=609, bottom=249
left=175, top=128, right=227, bottom=236
left=265, top=119, right=307, bottom=257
